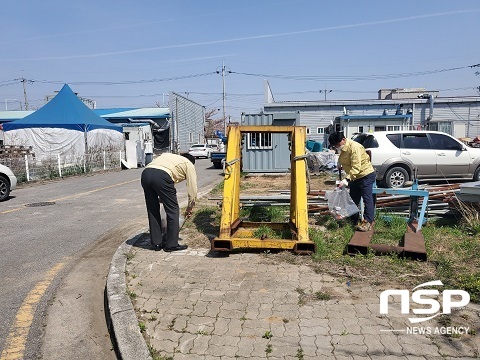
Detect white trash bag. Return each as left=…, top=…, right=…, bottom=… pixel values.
left=324, top=187, right=359, bottom=220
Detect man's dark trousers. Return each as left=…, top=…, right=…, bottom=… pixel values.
left=141, top=168, right=180, bottom=248
left=349, top=171, right=376, bottom=224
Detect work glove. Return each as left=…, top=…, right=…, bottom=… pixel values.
left=335, top=179, right=349, bottom=188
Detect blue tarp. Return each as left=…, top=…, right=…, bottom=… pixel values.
left=3, top=84, right=122, bottom=132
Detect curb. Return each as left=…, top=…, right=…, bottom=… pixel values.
left=106, top=232, right=152, bottom=360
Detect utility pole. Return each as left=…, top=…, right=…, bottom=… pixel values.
left=216, top=61, right=230, bottom=135
left=21, top=78, right=29, bottom=110
left=320, top=85, right=332, bottom=101
left=221, top=61, right=226, bottom=134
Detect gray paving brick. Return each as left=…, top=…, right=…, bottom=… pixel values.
left=298, top=335, right=317, bottom=357
left=328, top=320, right=346, bottom=335
left=379, top=333, right=404, bottom=356
left=177, top=332, right=197, bottom=353
left=315, top=334, right=334, bottom=354
left=119, top=240, right=479, bottom=360
left=227, top=317, right=243, bottom=335
left=342, top=317, right=362, bottom=334
left=190, top=334, right=210, bottom=355
left=333, top=343, right=369, bottom=358
left=211, top=316, right=230, bottom=336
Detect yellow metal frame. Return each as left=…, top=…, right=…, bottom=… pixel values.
left=211, top=125, right=316, bottom=254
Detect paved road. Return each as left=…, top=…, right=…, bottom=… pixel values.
left=0, top=158, right=222, bottom=359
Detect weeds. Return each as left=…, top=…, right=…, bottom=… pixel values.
left=265, top=344, right=273, bottom=355
left=454, top=199, right=480, bottom=235
left=247, top=206, right=289, bottom=223
left=315, top=291, right=332, bottom=301
left=148, top=345, right=173, bottom=360
left=252, top=225, right=281, bottom=239
left=296, top=347, right=304, bottom=360
left=262, top=331, right=273, bottom=339
left=210, top=181, right=224, bottom=195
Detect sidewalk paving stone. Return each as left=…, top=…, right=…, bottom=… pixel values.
left=122, top=234, right=479, bottom=359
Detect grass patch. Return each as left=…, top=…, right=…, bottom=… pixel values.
left=191, top=206, right=221, bottom=235
left=252, top=225, right=280, bottom=239
left=246, top=206, right=289, bottom=223
left=315, top=291, right=332, bottom=301
left=371, top=212, right=406, bottom=246
left=210, top=181, right=224, bottom=195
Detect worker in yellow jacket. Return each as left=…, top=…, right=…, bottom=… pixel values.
left=328, top=132, right=375, bottom=231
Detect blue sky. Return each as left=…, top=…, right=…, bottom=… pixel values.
left=1, top=0, right=479, bottom=121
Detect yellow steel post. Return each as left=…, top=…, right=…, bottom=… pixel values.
left=291, top=127, right=309, bottom=242
left=218, top=125, right=242, bottom=238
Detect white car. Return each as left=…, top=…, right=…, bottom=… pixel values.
left=352, top=130, right=480, bottom=188
left=188, top=144, right=212, bottom=159
left=0, top=163, right=17, bottom=201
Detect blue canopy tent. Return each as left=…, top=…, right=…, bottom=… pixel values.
left=3, top=84, right=122, bottom=159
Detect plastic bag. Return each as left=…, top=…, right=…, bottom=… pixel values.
left=324, top=187, right=359, bottom=220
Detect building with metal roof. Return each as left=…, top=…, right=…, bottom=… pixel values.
left=96, top=107, right=170, bottom=122
left=262, top=84, right=480, bottom=147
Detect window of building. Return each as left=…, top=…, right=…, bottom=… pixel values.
left=316, top=127, right=324, bottom=134
left=387, top=125, right=401, bottom=131
left=189, top=132, right=193, bottom=143
left=198, top=134, right=202, bottom=143
left=306, top=127, right=310, bottom=135
left=358, top=126, right=364, bottom=133
left=247, top=132, right=273, bottom=150
left=429, top=121, right=452, bottom=135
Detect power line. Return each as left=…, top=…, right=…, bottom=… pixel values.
left=230, top=64, right=474, bottom=82
left=30, top=72, right=216, bottom=86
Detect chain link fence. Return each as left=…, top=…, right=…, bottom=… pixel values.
left=2, top=148, right=124, bottom=184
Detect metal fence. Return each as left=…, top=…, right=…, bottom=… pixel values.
left=2, top=150, right=124, bottom=183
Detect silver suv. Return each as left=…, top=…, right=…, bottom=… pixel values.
left=352, top=131, right=480, bottom=188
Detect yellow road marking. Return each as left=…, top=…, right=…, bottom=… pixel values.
left=0, top=179, right=139, bottom=215
left=0, top=208, right=23, bottom=215
left=50, top=179, right=138, bottom=202
left=1, top=261, right=67, bottom=360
